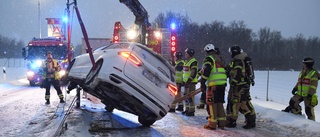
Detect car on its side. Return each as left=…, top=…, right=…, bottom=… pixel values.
left=65, top=42, right=177, bottom=126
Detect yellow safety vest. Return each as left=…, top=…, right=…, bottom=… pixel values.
left=175, top=59, right=184, bottom=83
left=206, top=55, right=227, bottom=86
left=297, top=70, right=317, bottom=97
left=41, top=59, right=61, bottom=80
left=183, top=57, right=198, bottom=83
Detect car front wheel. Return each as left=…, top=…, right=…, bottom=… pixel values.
left=138, top=115, right=156, bottom=127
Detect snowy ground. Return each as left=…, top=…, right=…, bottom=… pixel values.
left=0, top=67, right=320, bottom=137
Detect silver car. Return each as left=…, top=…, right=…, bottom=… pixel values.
left=65, top=42, right=177, bottom=126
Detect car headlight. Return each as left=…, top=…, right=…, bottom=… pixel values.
left=27, top=71, right=35, bottom=77
left=30, top=59, right=43, bottom=69
left=59, top=70, right=66, bottom=77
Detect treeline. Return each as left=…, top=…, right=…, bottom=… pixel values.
left=0, top=35, right=25, bottom=58
left=153, top=12, right=320, bottom=70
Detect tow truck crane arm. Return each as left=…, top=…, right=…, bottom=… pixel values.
left=119, top=0, right=150, bottom=45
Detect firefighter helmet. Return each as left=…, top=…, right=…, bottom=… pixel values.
left=303, top=57, right=314, bottom=68
left=174, top=51, right=183, bottom=59
left=185, top=48, right=195, bottom=57
left=229, top=45, right=241, bottom=58
left=204, top=44, right=217, bottom=53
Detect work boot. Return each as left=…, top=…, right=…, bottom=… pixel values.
left=45, top=99, right=50, bottom=105
left=60, top=98, right=65, bottom=103
left=204, top=124, right=216, bottom=130
left=218, top=126, right=225, bottom=130
left=176, top=105, right=184, bottom=111
left=185, top=111, right=195, bottom=116
left=225, top=117, right=237, bottom=128
left=243, top=114, right=256, bottom=129
left=196, top=104, right=205, bottom=109
left=182, top=110, right=187, bottom=115
left=281, top=106, right=291, bottom=112
left=168, top=108, right=175, bottom=112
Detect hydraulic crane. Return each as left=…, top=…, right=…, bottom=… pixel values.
left=119, top=0, right=151, bottom=45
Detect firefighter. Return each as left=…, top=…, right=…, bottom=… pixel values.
left=41, top=51, right=65, bottom=105
left=225, top=47, right=256, bottom=129
left=182, top=48, right=198, bottom=116
left=169, top=51, right=185, bottom=112
left=226, top=45, right=255, bottom=129
left=201, top=44, right=227, bottom=130
left=197, top=47, right=223, bottom=109
left=282, top=57, right=319, bottom=121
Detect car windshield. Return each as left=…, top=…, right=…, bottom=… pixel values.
left=94, top=43, right=130, bottom=51
left=26, top=46, right=67, bottom=60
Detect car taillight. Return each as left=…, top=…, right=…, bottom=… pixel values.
left=118, top=51, right=142, bottom=66
left=167, top=83, right=177, bottom=96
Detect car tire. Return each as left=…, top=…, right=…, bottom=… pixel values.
left=85, top=59, right=103, bottom=85
left=138, top=115, right=156, bottom=127
left=105, top=105, right=115, bottom=112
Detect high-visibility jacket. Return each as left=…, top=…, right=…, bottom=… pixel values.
left=41, top=59, right=61, bottom=80
left=183, top=57, right=198, bottom=83
left=206, top=55, right=227, bottom=86
left=175, top=59, right=184, bottom=83
left=297, top=70, right=317, bottom=97
left=229, top=59, right=248, bottom=86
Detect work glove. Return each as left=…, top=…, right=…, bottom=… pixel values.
left=291, top=87, right=297, bottom=95
left=310, top=94, right=318, bottom=107
left=250, top=79, right=255, bottom=86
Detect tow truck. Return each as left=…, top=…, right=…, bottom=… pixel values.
left=115, top=0, right=172, bottom=61
left=22, top=18, right=73, bottom=86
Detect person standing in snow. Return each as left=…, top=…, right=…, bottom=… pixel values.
left=169, top=51, right=185, bottom=112
left=41, top=51, right=65, bottom=105
left=182, top=48, right=198, bottom=116
left=200, top=44, right=227, bottom=130
left=282, top=57, right=319, bottom=121
left=225, top=45, right=255, bottom=129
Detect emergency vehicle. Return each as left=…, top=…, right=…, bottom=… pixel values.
left=22, top=18, right=72, bottom=86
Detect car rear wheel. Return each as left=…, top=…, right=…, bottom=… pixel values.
left=138, top=115, right=156, bottom=127
left=85, top=59, right=103, bottom=85
left=105, top=105, right=115, bottom=112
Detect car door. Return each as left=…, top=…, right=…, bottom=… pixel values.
left=123, top=44, right=175, bottom=105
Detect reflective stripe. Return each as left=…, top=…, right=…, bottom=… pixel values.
left=41, top=59, right=61, bottom=80
left=206, top=55, right=227, bottom=86
left=175, top=59, right=184, bottom=83
left=297, top=70, right=316, bottom=97
left=183, top=57, right=198, bottom=83
left=217, top=117, right=226, bottom=121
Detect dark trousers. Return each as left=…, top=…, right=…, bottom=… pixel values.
left=44, top=78, right=63, bottom=100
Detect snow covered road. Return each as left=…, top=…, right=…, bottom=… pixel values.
left=1, top=79, right=320, bottom=137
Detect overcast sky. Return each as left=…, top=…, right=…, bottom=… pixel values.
left=0, top=0, right=319, bottom=45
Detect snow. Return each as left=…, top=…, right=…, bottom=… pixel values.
left=0, top=66, right=320, bottom=137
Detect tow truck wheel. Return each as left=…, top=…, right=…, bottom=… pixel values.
left=29, top=81, right=35, bottom=86
left=138, top=115, right=156, bottom=127
left=85, top=59, right=103, bottom=85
